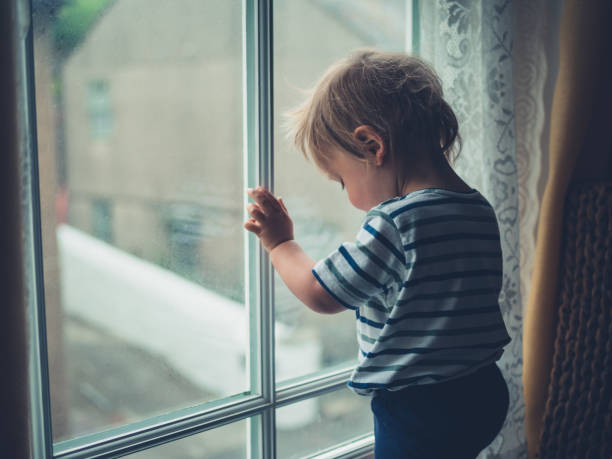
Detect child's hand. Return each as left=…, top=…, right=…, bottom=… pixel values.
left=245, top=186, right=294, bottom=252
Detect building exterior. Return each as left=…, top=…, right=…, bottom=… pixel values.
left=61, top=0, right=404, bottom=304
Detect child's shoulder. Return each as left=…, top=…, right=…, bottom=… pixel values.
left=367, top=187, right=493, bottom=225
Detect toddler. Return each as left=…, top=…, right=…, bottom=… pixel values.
left=244, top=50, right=511, bottom=459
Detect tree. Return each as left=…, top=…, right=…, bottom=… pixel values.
left=54, top=0, right=113, bottom=58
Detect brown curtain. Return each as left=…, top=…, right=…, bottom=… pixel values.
left=0, top=2, right=30, bottom=458
left=523, top=0, right=612, bottom=457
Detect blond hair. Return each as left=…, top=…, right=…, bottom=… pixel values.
left=288, top=49, right=461, bottom=182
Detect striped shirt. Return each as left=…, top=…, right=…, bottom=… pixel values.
left=312, top=188, right=512, bottom=395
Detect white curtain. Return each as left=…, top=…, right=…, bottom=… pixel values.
left=419, top=1, right=526, bottom=457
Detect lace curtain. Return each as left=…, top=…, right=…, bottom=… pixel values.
left=419, top=1, right=531, bottom=457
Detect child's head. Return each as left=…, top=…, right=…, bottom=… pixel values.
left=289, top=49, right=461, bottom=194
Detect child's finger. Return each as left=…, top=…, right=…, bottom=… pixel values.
left=247, top=203, right=266, bottom=222
left=244, top=219, right=261, bottom=235
left=248, top=187, right=281, bottom=214
left=278, top=197, right=289, bottom=214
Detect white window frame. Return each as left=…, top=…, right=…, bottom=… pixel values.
left=20, top=0, right=418, bottom=457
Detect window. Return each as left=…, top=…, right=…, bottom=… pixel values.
left=87, top=80, right=113, bottom=140
left=91, top=198, right=113, bottom=243
left=26, top=0, right=416, bottom=457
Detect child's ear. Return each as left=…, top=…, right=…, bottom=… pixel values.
left=353, top=125, right=386, bottom=166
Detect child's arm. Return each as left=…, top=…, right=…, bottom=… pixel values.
left=269, top=241, right=345, bottom=314
left=244, top=187, right=345, bottom=315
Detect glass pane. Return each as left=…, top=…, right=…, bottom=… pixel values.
left=126, top=418, right=251, bottom=459
left=273, top=0, right=408, bottom=382
left=277, top=388, right=373, bottom=458
left=32, top=0, right=247, bottom=442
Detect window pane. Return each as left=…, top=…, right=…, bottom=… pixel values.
left=277, top=388, right=373, bottom=458
left=32, top=0, right=246, bottom=442
left=273, top=0, right=408, bottom=382
left=126, top=418, right=251, bottom=459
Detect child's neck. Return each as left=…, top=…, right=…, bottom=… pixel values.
left=400, top=157, right=471, bottom=196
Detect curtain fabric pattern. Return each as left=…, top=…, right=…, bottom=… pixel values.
left=419, top=1, right=525, bottom=457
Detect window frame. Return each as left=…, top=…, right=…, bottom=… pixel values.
left=21, top=0, right=418, bottom=457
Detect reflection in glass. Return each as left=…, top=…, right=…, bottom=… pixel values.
left=276, top=388, right=373, bottom=458
left=273, top=0, right=407, bottom=382
left=33, top=0, right=245, bottom=442
left=126, top=418, right=249, bottom=459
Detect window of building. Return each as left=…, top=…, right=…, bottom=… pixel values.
left=87, top=80, right=113, bottom=140
left=91, top=198, right=113, bottom=243
left=27, top=0, right=416, bottom=457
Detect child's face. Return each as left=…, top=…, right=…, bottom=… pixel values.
left=323, top=148, right=398, bottom=212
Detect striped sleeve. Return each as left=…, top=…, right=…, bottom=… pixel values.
left=312, top=210, right=405, bottom=310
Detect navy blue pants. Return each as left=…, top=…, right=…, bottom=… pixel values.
left=371, top=363, right=509, bottom=459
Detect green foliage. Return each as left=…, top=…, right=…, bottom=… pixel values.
left=53, top=0, right=112, bottom=56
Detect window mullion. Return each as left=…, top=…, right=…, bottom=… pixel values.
left=275, top=366, right=354, bottom=408
left=53, top=395, right=269, bottom=458
left=243, top=0, right=259, bottom=454
left=257, top=0, right=275, bottom=458
left=410, top=0, right=420, bottom=54
left=18, top=0, right=55, bottom=457
left=244, top=0, right=275, bottom=458
left=308, top=435, right=375, bottom=459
